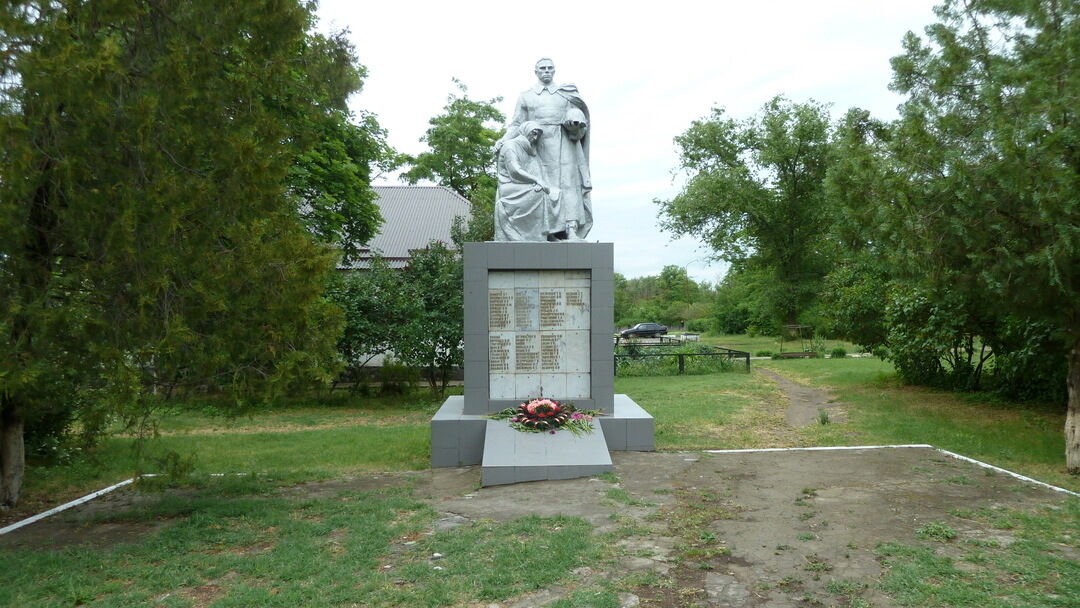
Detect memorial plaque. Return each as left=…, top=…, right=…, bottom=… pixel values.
left=563, top=288, right=589, bottom=329
left=515, top=333, right=540, bottom=371
left=489, top=290, right=513, bottom=331
left=514, top=288, right=539, bottom=331
left=489, top=270, right=591, bottom=399
left=539, top=289, right=565, bottom=329
left=540, top=333, right=563, bottom=370
left=489, top=333, right=513, bottom=372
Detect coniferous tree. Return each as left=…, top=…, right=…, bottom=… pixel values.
left=0, top=0, right=377, bottom=505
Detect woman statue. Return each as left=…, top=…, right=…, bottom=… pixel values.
left=493, top=121, right=553, bottom=241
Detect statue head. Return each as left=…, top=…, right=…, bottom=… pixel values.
left=518, top=120, right=542, bottom=145
left=534, top=58, right=555, bottom=85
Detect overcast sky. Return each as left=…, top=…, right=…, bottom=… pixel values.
left=316, top=0, right=941, bottom=285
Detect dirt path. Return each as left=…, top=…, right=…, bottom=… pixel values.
left=427, top=449, right=1070, bottom=607
left=756, top=368, right=844, bottom=427
left=5, top=448, right=1070, bottom=608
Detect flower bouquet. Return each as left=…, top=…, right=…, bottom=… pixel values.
left=490, top=398, right=600, bottom=436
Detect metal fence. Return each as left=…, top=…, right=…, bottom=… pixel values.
left=613, top=340, right=751, bottom=376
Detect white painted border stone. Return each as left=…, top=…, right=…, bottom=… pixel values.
left=0, top=477, right=137, bottom=536
left=704, top=445, right=1080, bottom=498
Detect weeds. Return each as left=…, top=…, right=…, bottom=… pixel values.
left=917, top=521, right=958, bottom=542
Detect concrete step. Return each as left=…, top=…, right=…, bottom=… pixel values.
left=481, top=419, right=613, bottom=486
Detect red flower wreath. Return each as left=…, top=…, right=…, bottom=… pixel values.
left=511, top=398, right=571, bottom=431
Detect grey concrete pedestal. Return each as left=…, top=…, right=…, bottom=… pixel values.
left=431, top=393, right=654, bottom=478
left=430, top=242, right=654, bottom=485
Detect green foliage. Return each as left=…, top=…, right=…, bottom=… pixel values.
left=658, top=96, right=837, bottom=326
left=685, top=318, right=710, bottom=333
left=613, top=273, right=632, bottom=326
left=0, top=0, right=366, bottom=505
left=987, top=318, right=1067, bottom=403
left=288, top=109, right=391, bottom=264
left=884, top=284, right=995, bottom=390
left=403, top=79, right=504, bottom=245
left=376, top=359, right=419, bottom=395
left=710, top=263, right=775, bottom=335
left=326, top=243, right=464, bottom=396
left=614, top=268, right=714, bottom=329
left=916, top=521, right=958, bottom=542
left=402, top=80, right=504, bottom=201
left=825, top=0, right=1080, bottom=466
left=395, top=243, right=464, bottom=394
left=615, top=343, right=739, bottom=377
left=325, top=256, right=419, bottom=377
left=830, top=347, right=847, bottom=359
left=819, top=254, right=890, bottom=352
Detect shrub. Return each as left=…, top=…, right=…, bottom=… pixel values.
left=614, top=343, right=738, bottom=376
left=987, top=318, right=1066, bottom=403
left=378, top=359, right=419, bottom=395
left=685, top=318, right=711, bottom=333
left=755, top=350, right=774, bottom=357
left=830, top=347, right=847, bottom=359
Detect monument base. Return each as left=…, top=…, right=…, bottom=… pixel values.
left=431, top=395, right=654, bottom=485
left=481, top=420, right=612, bottom=486
left=434, top=241, right=654, bottom=485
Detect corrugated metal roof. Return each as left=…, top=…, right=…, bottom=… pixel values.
left=342, top=185, right=472, bottom=269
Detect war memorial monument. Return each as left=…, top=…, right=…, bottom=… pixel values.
left=430, top=58, right=655, bottom=485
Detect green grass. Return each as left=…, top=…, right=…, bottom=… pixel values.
left=756, top=358, right=1076, bottom=492
left=616, top=372, right=798, bottom=450
left=15, top=391, right=442, bottom=524
left=698, top=333, right=859, bottom=355
left=9, top=351, right=1078, bottom=607
left=147, top=390, right=444, bottom=434
left=0, top=481, right=601, bottom=607
left=876, top=501, right=1080, bottom=607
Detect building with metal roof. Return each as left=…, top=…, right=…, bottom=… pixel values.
left=344, top=185, right=471, bottom=269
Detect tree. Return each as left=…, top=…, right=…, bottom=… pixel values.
left=613, top=273, right=631, bottom=327
left=654, top=265, right=699, bottom=328
left=0, top=0, right=364, bottom=505
left=831, top=0, right=1080, bottom=469
left=324, top=256, right=420, bottom=386
left=657, top=96, right=836, bottom=327
left=289, top=109, right=392, bottom=264
left=658, top=266, right=699, bottom=310
left=395, top=243, right=464, bottom=394
left=402, top=80, right=505, bottom=244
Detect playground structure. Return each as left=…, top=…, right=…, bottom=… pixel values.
left=777, top=324, right=817, bottom=358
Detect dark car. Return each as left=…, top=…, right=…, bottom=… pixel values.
left=620, top=323, right=668, bottom=338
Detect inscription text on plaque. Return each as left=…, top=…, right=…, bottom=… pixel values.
left=488, top=270, right=591, bottom=399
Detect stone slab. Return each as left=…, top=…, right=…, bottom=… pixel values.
left=481, top=420, right=613, bottom=486
left=599, top=394, right=656, bottom=452
left=430, top=396, right=489, bottom=467
left=432, top=395, right=655, bottom=478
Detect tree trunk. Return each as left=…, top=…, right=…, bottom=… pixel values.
left=0, top=398, right=26, bottom=507
left=1066, top=316, right=1080, bottom=473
